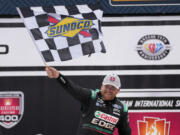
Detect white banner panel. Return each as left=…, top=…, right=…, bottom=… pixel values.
left=0, top=28, right=44, bottom=66
left=0, top=16, right=180, bottom=66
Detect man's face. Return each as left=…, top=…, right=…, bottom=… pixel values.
left=101, top=84, right=120, bottom=101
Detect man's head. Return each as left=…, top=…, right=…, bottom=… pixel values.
left=101, top=73, right=121, bottom=101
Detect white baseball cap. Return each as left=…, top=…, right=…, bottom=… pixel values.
left=102, top=73, right=121, bottom=89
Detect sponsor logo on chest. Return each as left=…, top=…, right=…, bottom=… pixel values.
left=113, top=108, right=121, bottom=116
left=96, top=98, right=106, bottom=107
left=94, top=111, right=119, bottom=125
left=91, top=111, right=119, bottom=130
left=112, top=104, right=122, bottom=109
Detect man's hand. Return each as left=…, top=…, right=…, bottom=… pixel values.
left=45, top=66, right=60, bottom=79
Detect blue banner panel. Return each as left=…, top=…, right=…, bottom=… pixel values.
left=1, top=0, right=180, bottom=17
left=110, top=0, right=180, bottom=6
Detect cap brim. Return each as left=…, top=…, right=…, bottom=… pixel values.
left=102, top=83, right=119, bottom=89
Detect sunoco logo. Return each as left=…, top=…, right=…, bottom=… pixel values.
left=0, top=91, right=24, bottom=129
left=94, top=111, right=119, bottom=124
left=47, top=16, right=93, bottom=38
left=136, top=35, right=171, bottom=60
left=137, top=117, right=170, bottom=135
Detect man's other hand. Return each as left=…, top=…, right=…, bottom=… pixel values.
left=45, top=66, right=60, bottom=79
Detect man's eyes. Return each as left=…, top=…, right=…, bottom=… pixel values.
left=105, top=86, right=116, bottom=90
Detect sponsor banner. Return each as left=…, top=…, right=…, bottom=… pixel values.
left=118, top=91, right=180, bottom=110
left=119, top=97, right=180, bottom=110
left=1, top=0, right=180, bottom=15
left=0, top=16, right=180, bottom=135
left=110, top=0, right=180, bottom=6
left=0, top=91, right=24, bottom=129
left=117, top=91, right=180, bottom=135
left=1, top=16, right=180, bottom=67
left=129, top=113, right=179, bottom=135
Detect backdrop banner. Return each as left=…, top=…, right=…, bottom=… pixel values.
left=0, top=16, right=180, bottom=135
left=118, top=91, right=180, bottom=135
left=110, top=0, right=180, bottom=6
left=1, top=0, right=180, bottom=15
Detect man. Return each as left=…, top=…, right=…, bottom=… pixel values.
left=45, top=66, right=131, bottom=135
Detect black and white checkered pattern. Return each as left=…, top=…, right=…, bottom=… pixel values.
left=17, top=3, right=106, bottom=62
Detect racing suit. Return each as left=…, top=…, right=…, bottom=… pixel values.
left=57, top=74, right=131, bottom=135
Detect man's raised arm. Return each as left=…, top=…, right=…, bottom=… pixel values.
left=45, top=66, right=92, bottom=104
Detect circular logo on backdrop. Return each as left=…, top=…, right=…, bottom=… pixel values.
left=136, top=34, right=171, bottom=60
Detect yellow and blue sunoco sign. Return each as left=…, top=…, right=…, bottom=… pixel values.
left=47, top=17, right=93, bottom=38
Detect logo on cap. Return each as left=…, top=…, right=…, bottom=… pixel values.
left=110, top=77, right=115, bottom=82
left=103, top=74, right=121, bottom=89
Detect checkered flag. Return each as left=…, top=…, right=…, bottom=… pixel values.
left=17, top=3, right=106, bottom=62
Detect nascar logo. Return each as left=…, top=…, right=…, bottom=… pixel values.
left=47, top=16, right=93, bottom=38
left=95, top=111, right=119, bottom=124
left=144, top=43, right=163, bottom=54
